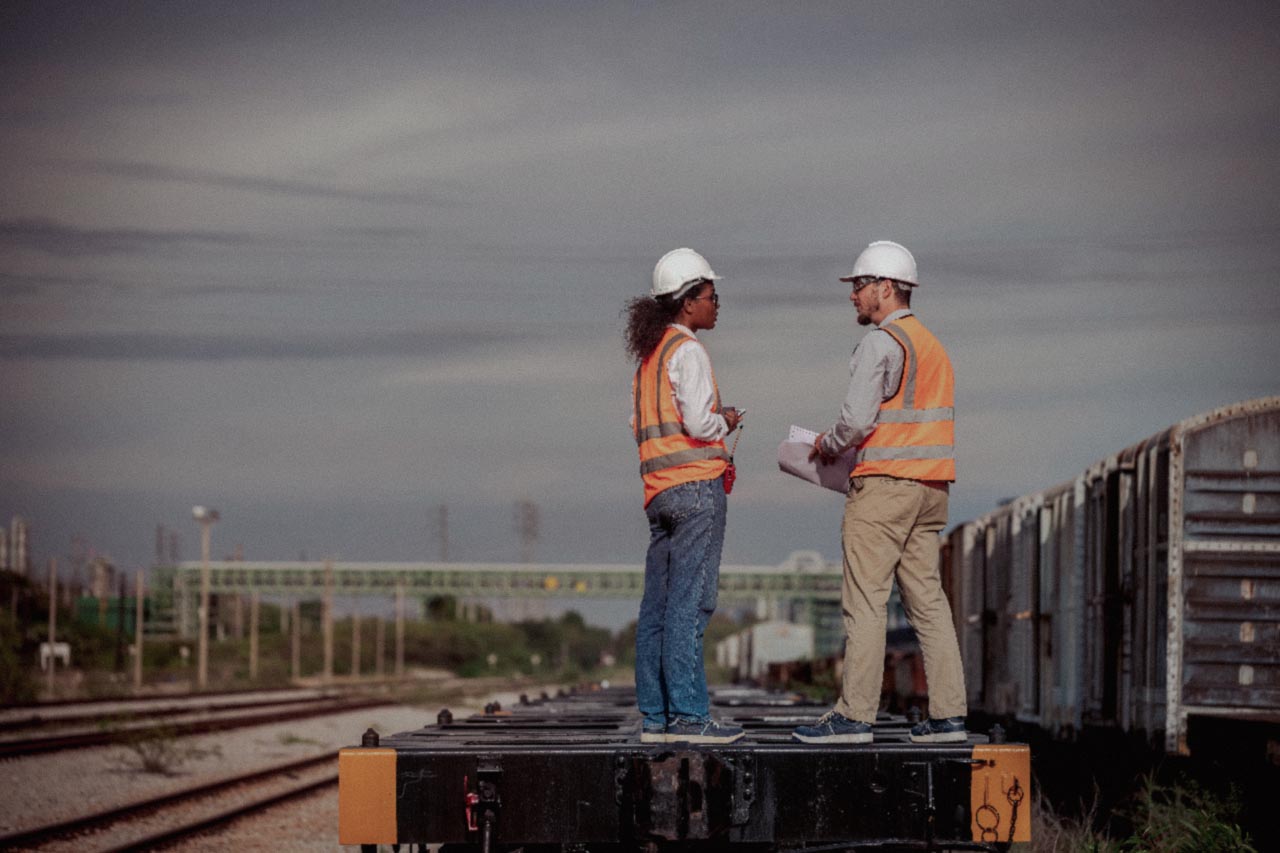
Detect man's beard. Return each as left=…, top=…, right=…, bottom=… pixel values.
left=857, top=313, right=873, bottom=326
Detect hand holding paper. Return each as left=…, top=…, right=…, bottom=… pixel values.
left=777, top=425, right=855, bottom=494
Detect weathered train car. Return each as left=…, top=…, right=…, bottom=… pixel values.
left=944, top=396, right=1280, bottom=755
left=339, top=687, right=1031, bottom=852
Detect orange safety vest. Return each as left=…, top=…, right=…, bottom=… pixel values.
left=633, top=326, right=729, bottom=506
left=851, top=314, right=956, bottom=482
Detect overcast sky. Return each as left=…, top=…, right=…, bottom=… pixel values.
left=3, top=2, right=1278, bottom=603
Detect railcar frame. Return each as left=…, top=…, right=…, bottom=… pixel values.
left=339, top=687, right=1031, bottom=852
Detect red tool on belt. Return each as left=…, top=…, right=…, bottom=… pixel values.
left=724, top=422, right=743, bottom=494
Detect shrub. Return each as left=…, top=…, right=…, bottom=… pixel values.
left=112, top=725, right=222, bottom=775
left=1117, top=775, right=1256, bottom=853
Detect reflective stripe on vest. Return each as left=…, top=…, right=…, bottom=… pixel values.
left=634, top=326, right=729, bottom=506
left=851, top=315, right=956, bottom=482
left=633, top=331, right=693, bottom=446
left=640, top=445, right=732, bottom=475
left=856, top=444, right=954, bottom=462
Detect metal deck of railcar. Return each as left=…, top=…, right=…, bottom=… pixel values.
left=340, top=686, right=1030, bottom=852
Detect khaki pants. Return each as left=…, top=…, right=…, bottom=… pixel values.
left=834, top=476, right=967, bottom=723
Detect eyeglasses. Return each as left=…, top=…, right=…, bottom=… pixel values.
left=850, top=276, right=881, bottom=293
left=689, top=291, right=720, bottom=306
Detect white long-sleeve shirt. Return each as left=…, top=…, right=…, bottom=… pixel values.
left=630, top=324, right=730, bottom=443
left=818, top=309, right=911, bottom=457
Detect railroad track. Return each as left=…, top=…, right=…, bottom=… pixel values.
left=0, top=691, right=340, bottom=734
left=0, top=752, right=338, bottom=851
left=0, top=696, right=392, bottom=759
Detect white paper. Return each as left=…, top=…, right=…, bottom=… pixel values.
left=777, top=425, right=855, bottom=494
left=787, top=424, right=819, bottom=445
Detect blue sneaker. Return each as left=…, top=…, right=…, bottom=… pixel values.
left=792, top=710, right=872, bottom=744
left=640, top=721, right=667, bottom=744
left=665, top=717, right=745, bottom=744
left=909, top=716, right=967, bottom=743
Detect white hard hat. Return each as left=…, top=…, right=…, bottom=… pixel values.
left=652, top=247, right=721, bottom=298
left=839, top=240, right=918, bottom=286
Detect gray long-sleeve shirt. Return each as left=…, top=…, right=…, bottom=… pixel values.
left=818, top=308, right=912, bottom=457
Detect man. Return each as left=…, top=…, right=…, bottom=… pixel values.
left=792, top=240, right=967, bottom=745
left=624, top=247, right=745, bottom=745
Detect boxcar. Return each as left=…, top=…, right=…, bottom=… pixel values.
left=944, top=396, right=1280, bottom=755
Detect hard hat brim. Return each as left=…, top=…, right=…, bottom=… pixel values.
left=669, top=275, right=720, bottom=300
left=838, top=274, right=917, bottom=286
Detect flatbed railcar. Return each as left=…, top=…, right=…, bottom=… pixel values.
left=943, top=396, right=1280, bottom=757
left=339, top=686, right=1030, bottom=852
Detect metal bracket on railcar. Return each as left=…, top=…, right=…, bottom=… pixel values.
left=629, top=750, right=755, bottom=842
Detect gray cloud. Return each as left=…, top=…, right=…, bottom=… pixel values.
left=0, top=327, right=526, bottom=362
left=57, top=160, right=459, bottom=208
left=0, top=218, right=280, bottom=257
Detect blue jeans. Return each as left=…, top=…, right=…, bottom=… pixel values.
left=636, top=475, right=726, bottom=726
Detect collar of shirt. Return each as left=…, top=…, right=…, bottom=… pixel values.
left=670, top=322, right=698, bottom=339
left=877, top=308, right=914, bottom=328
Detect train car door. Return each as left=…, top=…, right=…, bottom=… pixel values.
left=1011, top=502, right=1040, bottom=720
left=959, top=524, right=987, bottom=706
left=1038, top=484, right=1080, bottom=736
left=1103, top=467, right=1129, bottom=725
left=1082, top=467, right=1123, bottom=725
left=1113, top=464, right=1138, bottom=732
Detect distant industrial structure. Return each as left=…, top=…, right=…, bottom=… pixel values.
left=151, top=550, right=850, bottom=655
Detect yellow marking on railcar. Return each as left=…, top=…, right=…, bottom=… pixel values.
left=338, top=747, right=397, bottom=845
left=970, top=743, right=1031, bottom=844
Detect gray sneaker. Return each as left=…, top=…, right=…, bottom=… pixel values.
left=665, top=717, right=745, bottom=744
left=792, top=710, right=873, bottom=744
left=909, top=716, right=967, bottom=743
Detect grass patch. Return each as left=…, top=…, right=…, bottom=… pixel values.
left=1031, top=774, right=1256, bottom=853
left=111, top=725, right=222, bottom=775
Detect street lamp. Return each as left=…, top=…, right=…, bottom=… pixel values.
left=192, top=505, right=220, bottom=689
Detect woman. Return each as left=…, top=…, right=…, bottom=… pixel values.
left=624, top=247, right=744, bottom=744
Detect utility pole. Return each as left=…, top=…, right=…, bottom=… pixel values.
left=249, top=593, right=260, bottom=682
left=193, top=506, right=219, bottom=690
left=375, top=616, right=385, bottom=678
left=395, top=580, right=405, bottom=678
left=46, top=557, right=57, bottom=698
left=351, top=611, right=361, bottom=679
left=291, top=600, right=301, bottom=681
left=115, top=574, right=126, bottom=671
left=133, top=570, right=145, bottom=692
left=322, top=560, right=334, bottom=683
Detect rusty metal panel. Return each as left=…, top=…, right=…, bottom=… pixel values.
left=1181, top=548, right=1280, bottom=709
left=1171, top=397, right=1280, bottom=752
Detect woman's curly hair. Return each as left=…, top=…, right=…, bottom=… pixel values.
left=622, top=293, right=684, bottom=363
